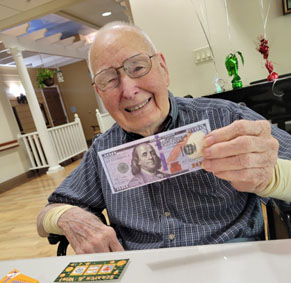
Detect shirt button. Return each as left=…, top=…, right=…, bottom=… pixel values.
left=164, top=212, right=171, bottom=217
left=168, top=234, right=175, bottom=240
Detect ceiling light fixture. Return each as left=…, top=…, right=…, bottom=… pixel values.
left=102, top=12, right=112, bottom=17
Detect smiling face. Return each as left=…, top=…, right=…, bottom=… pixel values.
left=89, top=25, right=170, bottom=136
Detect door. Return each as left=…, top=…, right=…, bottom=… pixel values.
left=42, top=86, right=68, bottom=126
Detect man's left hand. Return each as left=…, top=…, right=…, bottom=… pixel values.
left=202, top=120, right=279, bottom=194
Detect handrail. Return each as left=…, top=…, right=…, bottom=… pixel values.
left=96, top=109, right=115, bottom=133
left=18, top=114, right=88, bottom=170
left=0, top=140, right=19, bottom=152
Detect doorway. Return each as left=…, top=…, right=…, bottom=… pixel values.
left=42, top=86, right=68, bottom=126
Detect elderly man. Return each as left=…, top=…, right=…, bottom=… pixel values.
left=37, top=22, right=291, bottom=254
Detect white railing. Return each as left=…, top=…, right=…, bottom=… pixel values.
left=18, top=113, right=88, bottom=170
left=19, top=131, right=49, bottom=170
left=96, top=109, right=115, bottom=133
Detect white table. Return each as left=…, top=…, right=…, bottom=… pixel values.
left=1, top=239, right=291, bottom=282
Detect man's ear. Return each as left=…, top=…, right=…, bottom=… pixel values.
left=94, top=85, right=100, bottom=94
left=158, top=53, right=170, bottom=87
left=94, top=85, right=104, bottom=100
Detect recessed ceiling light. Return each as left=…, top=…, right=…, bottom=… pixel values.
left=102, top=12, right=112, bottom=17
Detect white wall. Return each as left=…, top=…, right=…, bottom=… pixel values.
left=129, top=0, right=291, bottom=97
left=0, top=75, right=30, bottom=183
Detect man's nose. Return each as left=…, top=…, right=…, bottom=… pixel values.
left=119, top=70, right=139, bottom=99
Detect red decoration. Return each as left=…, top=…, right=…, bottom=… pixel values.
left=265, top=60, right=279, bottom=81
left=258, top=38, right=269, bottom=59
left=257, top=37, right=278, bottom=81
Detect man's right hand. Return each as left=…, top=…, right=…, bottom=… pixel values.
left=57, top=206, right=124, bottom=254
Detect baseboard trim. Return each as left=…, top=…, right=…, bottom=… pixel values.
left=0, top=171, right=36, bottom=194
left=0, top=154, right=84, bottom=194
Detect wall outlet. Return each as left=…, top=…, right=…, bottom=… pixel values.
left=193, top=46, right=212, bottom=64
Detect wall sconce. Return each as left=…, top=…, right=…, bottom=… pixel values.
left=56, top=68, right=64, bottom=83
left=17, top=93, right=28, bottom=104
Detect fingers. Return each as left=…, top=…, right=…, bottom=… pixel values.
left=203, top=136, right=273, bottom=159
left=203, top=152, right=274, bottom=172
left=68, top=224, right=124, bottom=254
left=204, top=120, right=271, bottom=146
left=72, top=226, right=124, bottom=254
left=98, top=226, right=124, bottom=252
left=58, top=207, right=124, bottom=254
left=202, top=120, right=278, bottom=162
left=202, top=119, right=279, bottom=194
left=109, top=237, right=125, bottom=252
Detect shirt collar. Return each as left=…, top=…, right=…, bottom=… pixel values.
left=123, top=90, right=178, bottom=142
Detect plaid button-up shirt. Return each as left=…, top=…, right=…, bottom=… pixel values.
left=49, top=92, right=291, bottom=249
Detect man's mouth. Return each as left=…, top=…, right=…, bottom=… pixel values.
left=125, top=98, right=151, bottom=112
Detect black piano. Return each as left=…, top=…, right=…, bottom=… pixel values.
left=203, top=75, right=291, bottom=133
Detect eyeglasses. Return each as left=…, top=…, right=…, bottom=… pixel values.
left=91, top=53, right=157, bottom=91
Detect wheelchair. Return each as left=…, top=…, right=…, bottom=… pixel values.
left=266, top=199, right=291, bottom=239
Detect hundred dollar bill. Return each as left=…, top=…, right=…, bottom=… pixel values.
left=98, top=119, right=211, bottom=193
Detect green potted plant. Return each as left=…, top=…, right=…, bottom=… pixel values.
left=36, top=68, right=56, bottom=88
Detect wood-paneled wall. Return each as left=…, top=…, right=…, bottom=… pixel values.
left=9, top=100, right=36, bottom=133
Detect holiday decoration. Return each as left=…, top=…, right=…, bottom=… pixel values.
left=225, top=51, right=244, bottom=89
left=257, top=37, right=278, bottom=81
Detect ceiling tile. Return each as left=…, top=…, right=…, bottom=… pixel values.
left=0, top=0, right=131, bottom=68
left=0, top=5, right=18, bottom=19
left=63, top=0, right=128, bottom=27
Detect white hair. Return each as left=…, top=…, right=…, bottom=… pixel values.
left=88, top=21, right=158, bottom=77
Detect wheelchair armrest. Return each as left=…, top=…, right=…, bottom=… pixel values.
left=272, top=199, right=291, bottom=238
left=48, top=234, right=69, bottom=256
left=274, top=199, right=291, bottom=213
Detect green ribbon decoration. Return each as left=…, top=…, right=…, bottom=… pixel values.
left=225, top=51, right=244, bottom=89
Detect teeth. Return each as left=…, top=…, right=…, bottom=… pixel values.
left=127, top=98, right=150, bottom=112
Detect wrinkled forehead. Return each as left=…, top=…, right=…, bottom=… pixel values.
left=90, top=27, right=154, bottom=73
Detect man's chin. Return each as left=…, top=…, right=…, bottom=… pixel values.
left=122, top=121, right=156, bottom=136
